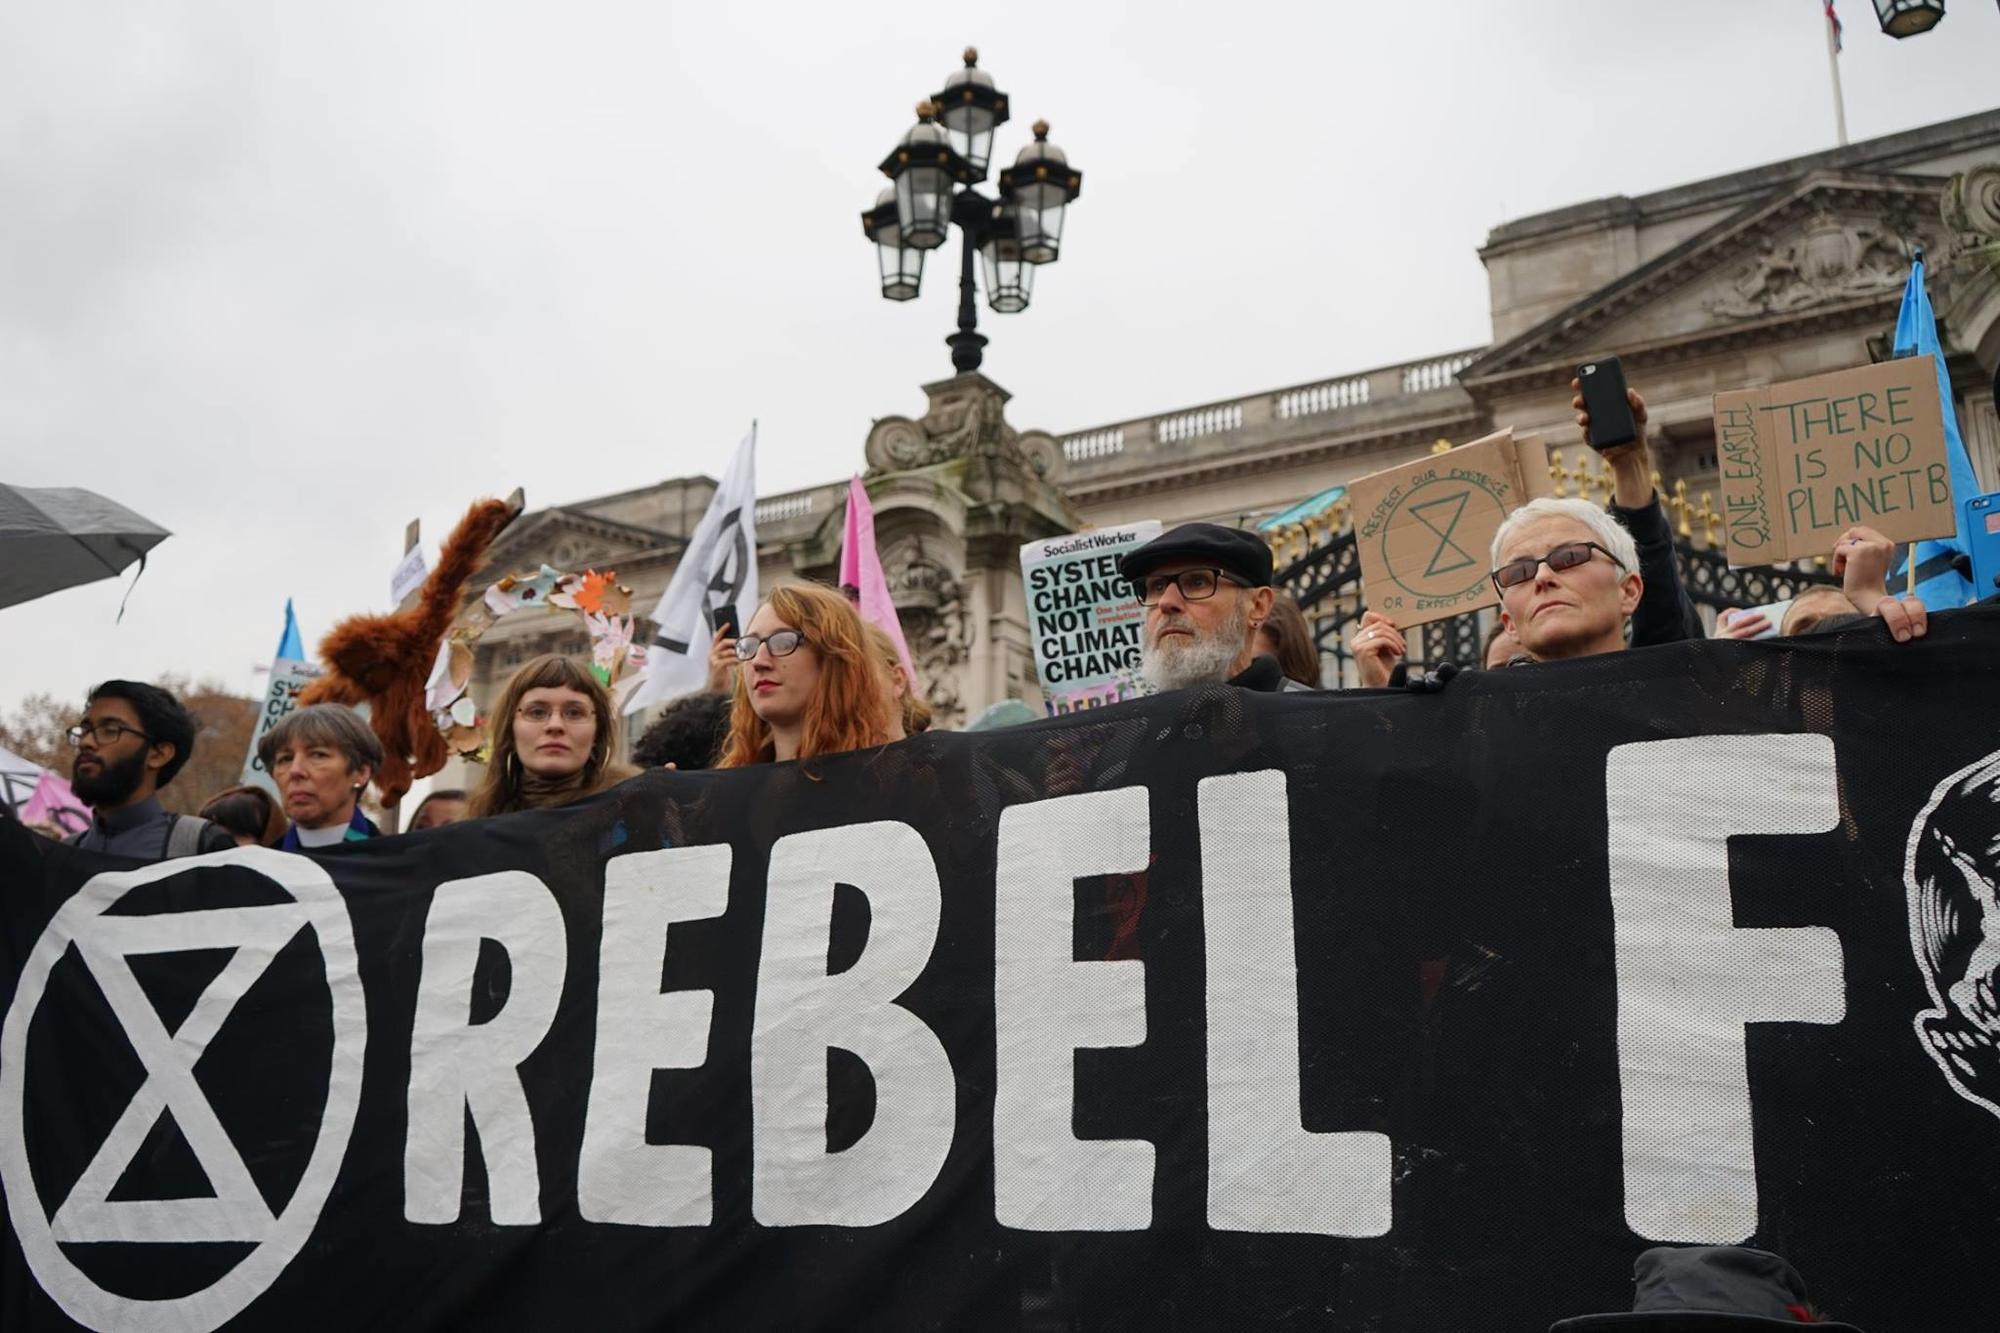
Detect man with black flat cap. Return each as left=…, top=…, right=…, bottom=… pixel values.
left=1119, top=521, right=1308, bottom=693
left=1551, top=1246, right=1861, bottom=1331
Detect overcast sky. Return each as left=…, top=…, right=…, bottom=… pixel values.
left=3, top=1, right=1995, bottom=713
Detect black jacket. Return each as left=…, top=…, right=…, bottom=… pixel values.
left=1227, top=655, right=1313, bottom=692
left=1610, top=493, right=1703, bottom=648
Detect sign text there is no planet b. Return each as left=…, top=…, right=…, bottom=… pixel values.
left=1714, top=356, right=1953, bottom=567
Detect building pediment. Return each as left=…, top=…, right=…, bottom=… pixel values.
left=478, top=507, right=679, bottom=577
left=1461, top=171, right=1946, bottom=388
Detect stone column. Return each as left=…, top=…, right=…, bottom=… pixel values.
left=788, top=372, right=1077, bottom=726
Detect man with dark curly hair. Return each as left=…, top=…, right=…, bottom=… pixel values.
left=65, top=680, right=234, bottom=858
left=632, top=691, right=733, bottom=771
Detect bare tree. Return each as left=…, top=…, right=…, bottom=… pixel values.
left=0, top=693, right=71, bottom=772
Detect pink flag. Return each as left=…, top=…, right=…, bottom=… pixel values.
left=839, top=475, right=915, bottom=677
left=22, top=769, right=91, bottom=838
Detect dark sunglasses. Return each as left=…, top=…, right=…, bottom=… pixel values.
left=1490, top=540, right=1626, bottom=593
left=734, top=629, right=809, bottom=662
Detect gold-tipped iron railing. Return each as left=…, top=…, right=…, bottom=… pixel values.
left=1259, top=442, right=1828, bottom=572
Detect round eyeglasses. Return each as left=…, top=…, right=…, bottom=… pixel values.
left=516, top=703, right=595, bottom=726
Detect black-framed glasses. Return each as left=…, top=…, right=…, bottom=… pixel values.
left=734, top=629, right=809, bottom=662
left=1132, top=567, right=1248, bottom=607
left=64, top=720, right=153, bottom=748
left=1490, top=540, right=1626, bottom=593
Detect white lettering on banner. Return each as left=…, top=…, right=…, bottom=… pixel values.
left=579, top=845, right=730, bottom=1226
left=751, top=822, right=954, bottom=1226
left=1605, top=734, right=1845, bottom=1243
left=1198, top=772, right=1393, bottom=1235
left=994, top=788, right=1154, bottom=1230
left=405, top=871, right=567, bottom=1226
left=0, top=847, right=365, bottom=1333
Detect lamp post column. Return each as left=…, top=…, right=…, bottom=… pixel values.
left=947, top=208, right=988, bottom=374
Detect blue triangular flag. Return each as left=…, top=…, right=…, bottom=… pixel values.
left=1890, top=253, right=1978, bottom=608
left=275, top=598, right=305, bottom=662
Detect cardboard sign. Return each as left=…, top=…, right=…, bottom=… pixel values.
left=1020, top=521, right=1161, bottom=714
left=1349, top=429, right=1555, bottom=627
left=391, top=545, right=430, bottom=606
left=1713, top=355, right=1952, bottom=566
left=241, top=657, right=325, bottom=795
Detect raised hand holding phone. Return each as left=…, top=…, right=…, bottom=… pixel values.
left=1574, top=357, right=1638, bottom=450
left=704, top=604, right=740, bottom=693
left=1570, top=360, right=1653, bottom=508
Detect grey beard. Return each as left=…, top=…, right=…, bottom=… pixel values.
left=1140, top=602, right=1249, bottom=692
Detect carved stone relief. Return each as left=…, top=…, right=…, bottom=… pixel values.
left=1014, top=430, right=1061, bottom=479
left=1707, top=210, right=1929, bottom=320
left=865, top=374, right=1030, bottom=473
left=1943, top=163, right=2000, bottom=254
left=881, top=539, right=971, bottom=727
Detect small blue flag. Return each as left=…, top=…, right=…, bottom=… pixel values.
left=1258, top=484, right=1348, bottom=532
left=275, top=598, right=305, bottom=662
left=1891, top=253, right=1979, bottom=608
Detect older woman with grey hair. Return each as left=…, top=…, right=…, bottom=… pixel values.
left=1489, top=496, right=1644, bottom=665
left=256, top=703, right=385, bottom=849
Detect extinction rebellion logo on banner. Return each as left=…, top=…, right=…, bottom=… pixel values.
left=0, top=848, right=366, bottom=1331
left=1906, top=748, right=2000, bottom=1123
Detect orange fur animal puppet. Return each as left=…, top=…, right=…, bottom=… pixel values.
left=297, top=496, right=520, bottom=805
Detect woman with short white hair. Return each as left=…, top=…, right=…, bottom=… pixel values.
left=1488, top=497, right=1644, bottom=664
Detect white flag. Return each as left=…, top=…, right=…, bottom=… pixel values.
left=627, top=426, right=759, bottom=712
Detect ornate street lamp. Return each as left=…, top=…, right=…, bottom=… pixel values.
left=862, top=49, right=1084, bottom=374
left=1003, top=120, right=1082, bottom=265
left=878, top=102, right=972, bottom=251
left=932, top=47, right=1009, bottom=177
left=979, top=199, right=1032, bottom=314
left=862, top=189, right=924, bottom=301
left=1872, top=0, right=1945, bottom=35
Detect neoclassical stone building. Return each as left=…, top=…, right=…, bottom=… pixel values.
left=467, top=109, right=2000, bottom=733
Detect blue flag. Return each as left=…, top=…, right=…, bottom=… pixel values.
left=275, top=598, right=305, bottom=661
left=1891, top=254, right=1979, bottom=607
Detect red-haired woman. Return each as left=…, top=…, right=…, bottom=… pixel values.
left=719, top=582, right=898, bottom=767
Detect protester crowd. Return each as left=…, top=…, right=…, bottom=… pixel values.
left=8, top=373, right=1972, bottom=1331
left=10, top=370, right=1956, bottom=867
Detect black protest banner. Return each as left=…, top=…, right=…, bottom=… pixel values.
left=5, top=612, right=2000, bottom=1332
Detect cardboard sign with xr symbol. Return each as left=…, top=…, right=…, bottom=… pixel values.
left=1348, top=429, right=1556, bottom=627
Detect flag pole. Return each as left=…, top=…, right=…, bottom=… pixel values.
left=1824, top=6, right=1849, bottom=147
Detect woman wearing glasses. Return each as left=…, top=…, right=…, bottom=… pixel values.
left=718, top=582, right=898, bottom=767
left=1488, top=497, right=1644, bottom=664
left=466, top=655, right=638, bottom=818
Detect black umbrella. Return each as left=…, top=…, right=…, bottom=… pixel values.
left=0, top=483, right=171, bottom=611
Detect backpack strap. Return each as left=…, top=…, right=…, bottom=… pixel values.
left=164, top=814, right=214, bottom=859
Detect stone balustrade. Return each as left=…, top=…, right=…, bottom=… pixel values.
left=1059, top=346, right=1487, bottom=470
left=754, top=492, right=816, bottom=525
